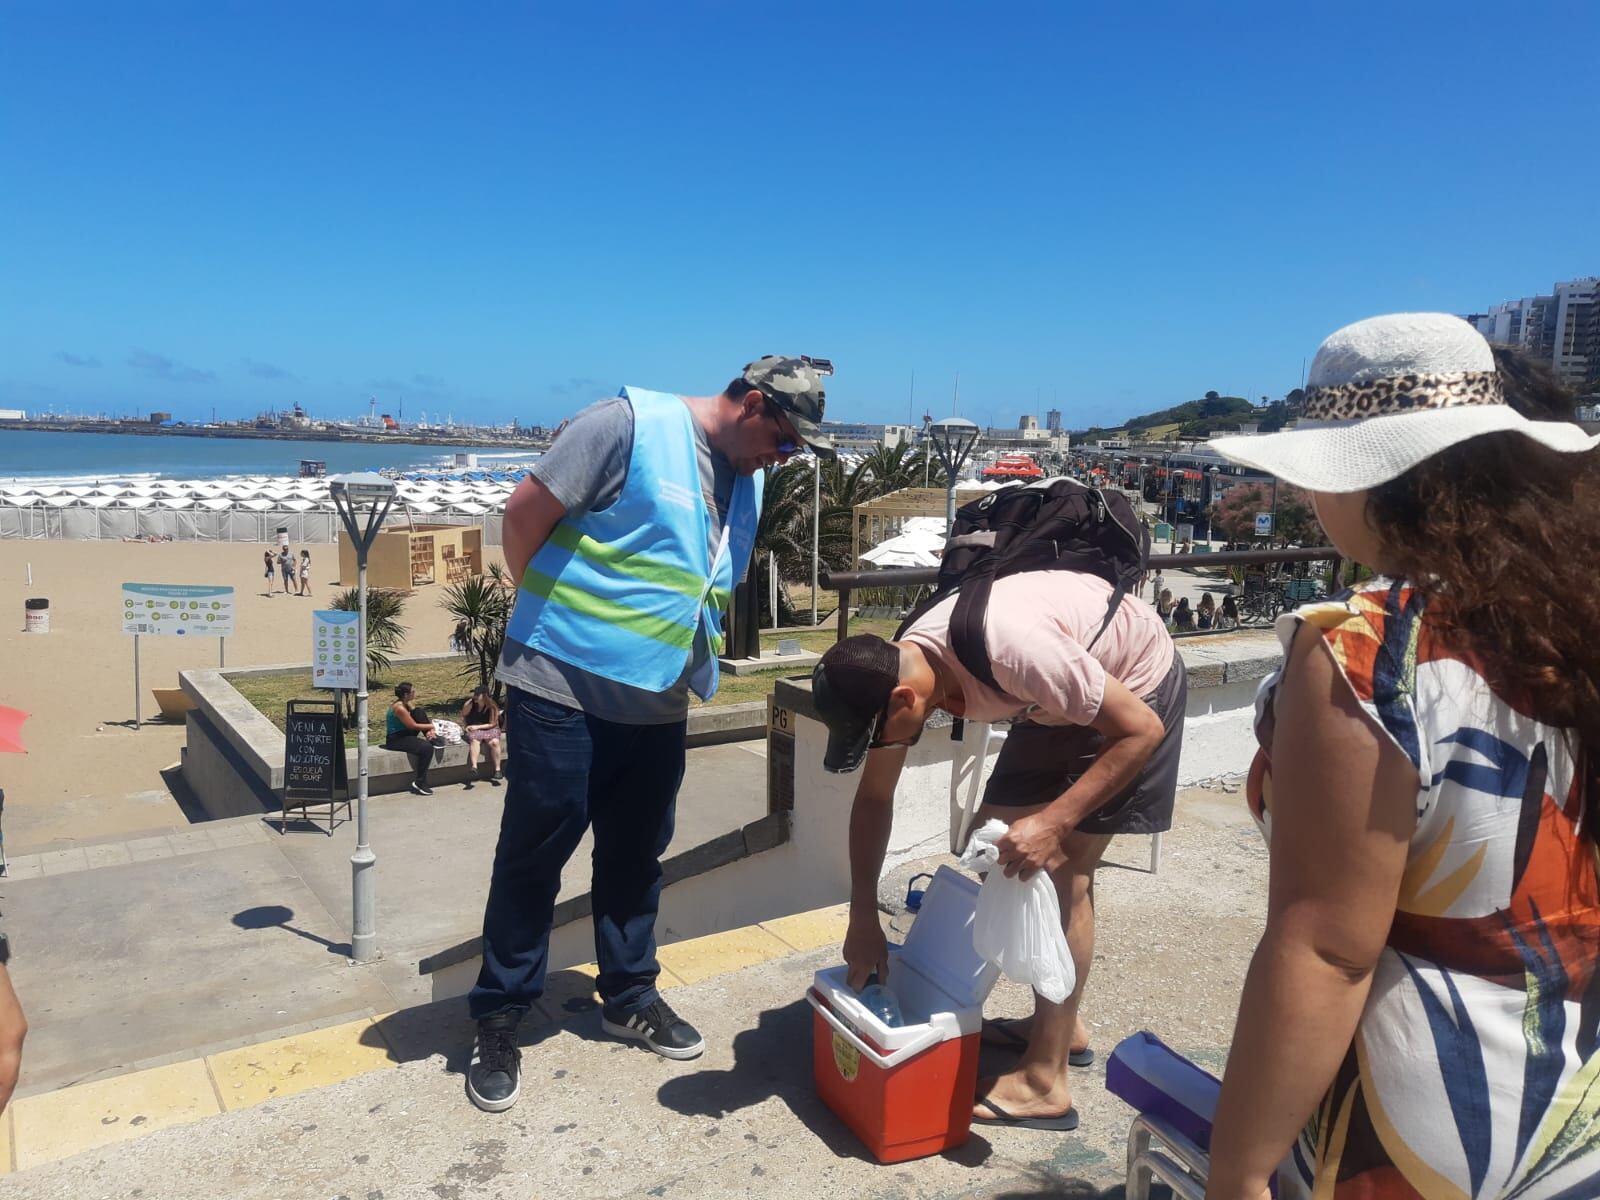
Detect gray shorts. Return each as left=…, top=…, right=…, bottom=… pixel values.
left=981, top=652, right=1187, bottom=835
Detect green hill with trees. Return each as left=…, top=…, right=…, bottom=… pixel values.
left=1071, top=389, right=1304, bottom=442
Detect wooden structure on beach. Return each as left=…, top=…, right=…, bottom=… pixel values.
left=337, top=522, right=484, bottom=591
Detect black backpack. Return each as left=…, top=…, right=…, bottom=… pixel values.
left=895, top=478, right=1149, bottom=691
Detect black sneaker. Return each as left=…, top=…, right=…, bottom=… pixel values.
left=601, top=998, right=705, bottom=1060
left=467, top=1012, right=522, bottom=1112
left=489, top=773, right=504, bottom=787
left=410, top=782, right=433, bottom=796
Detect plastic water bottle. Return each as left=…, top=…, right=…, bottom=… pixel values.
left=857, top=979, right=905, bottom=1027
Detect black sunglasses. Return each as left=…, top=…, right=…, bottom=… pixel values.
left=866, top=698, right=924, bottom=753
left=760, top=397, right=803, bottom=456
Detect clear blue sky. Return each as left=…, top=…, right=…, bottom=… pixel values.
left=3, top=2, right=1596, bottom=431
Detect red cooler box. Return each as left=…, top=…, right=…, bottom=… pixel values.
left=806, top=865, right=999, bottom=1163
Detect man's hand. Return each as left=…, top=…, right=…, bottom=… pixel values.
left=995, top=811, right=1069, bottom=881
left=843, top=910, right=889, bottom=992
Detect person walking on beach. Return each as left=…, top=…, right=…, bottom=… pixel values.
left=384, top=682, right=438, bottom=795
left=297, top=549, right=311, bottom=596
left=278, top=546, right=295, bottom=594
left=263, top=548, right=277, bottom=594
left=464, top=358, right=833, bottom=1114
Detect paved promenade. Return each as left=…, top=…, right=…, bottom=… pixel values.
left=0, top=784, right=1267, bottom=1193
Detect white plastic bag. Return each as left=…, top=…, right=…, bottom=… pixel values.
left=957, top=819, right=1077, bottom=1004
left=430, top=718, right=463, bottom=746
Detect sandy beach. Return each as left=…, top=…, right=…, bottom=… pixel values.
left=1, top=540, right=469, bottom=851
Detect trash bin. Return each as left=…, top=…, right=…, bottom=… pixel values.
left=23, top=598, right=48, bottom=633
left=806, top=865, right=998, bottom=1163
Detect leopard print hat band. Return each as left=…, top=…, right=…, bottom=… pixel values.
left=1301, top=369, right=1504, bottom=422
left=1299, top=313, right=1500, bottom=423
left=1208, top=313, right=1598, bottom=492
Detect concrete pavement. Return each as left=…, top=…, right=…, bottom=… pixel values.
left=3, top=740, right=770, bottom=1098
left=0, top=784, right=1268, bottom=1193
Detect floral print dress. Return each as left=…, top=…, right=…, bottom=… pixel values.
left=1247, top=578, right=1600, bottom=1199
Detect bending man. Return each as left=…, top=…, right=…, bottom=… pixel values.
left=811, top=572, right=1185, bottom=1131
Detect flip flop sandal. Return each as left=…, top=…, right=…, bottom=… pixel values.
left=972, top=1096, right=1080, bottom=1132
left=980, top=1019, right=1095, bottom=1067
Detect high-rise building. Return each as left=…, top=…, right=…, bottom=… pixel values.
left=1046, top=409, right=1062, bottom=432
left=1467, top=277, right=1599, bottom=391
left=1019, top=414, right=1039, bottom=431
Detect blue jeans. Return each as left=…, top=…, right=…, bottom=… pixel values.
left=468, top=687, right=685, bottom=1021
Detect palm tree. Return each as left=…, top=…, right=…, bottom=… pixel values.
left=329, top=587, right=409, bottom=720
left=746, top=440, right=950, bottom=627
left=442, top=562, right=514, bottom=700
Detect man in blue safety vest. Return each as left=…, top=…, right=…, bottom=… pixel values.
left=466, top=357, right=834, bottom=1113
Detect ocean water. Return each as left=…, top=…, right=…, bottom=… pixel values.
left=0, top=429, right=535, bottom=483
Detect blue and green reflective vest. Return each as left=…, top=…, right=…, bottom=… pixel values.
left=504, top=387, right=763, bottom=701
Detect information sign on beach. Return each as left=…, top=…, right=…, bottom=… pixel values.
left=311, top=609, right=361, bottom=690
left=121, top=583, right=235, bottom=637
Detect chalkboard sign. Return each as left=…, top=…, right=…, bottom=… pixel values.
left=282, top=700, right=349, bottom=834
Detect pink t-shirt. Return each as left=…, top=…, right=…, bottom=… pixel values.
left=900, top=572, right=1176, bottom=726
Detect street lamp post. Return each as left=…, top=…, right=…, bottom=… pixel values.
left=1207, top=466, right=1221, bottom=544
left=811, top=452, right=821, bottom=628
left=328, top=472, right=397, bottom=965
left=926, top=417, right=981, bottom=533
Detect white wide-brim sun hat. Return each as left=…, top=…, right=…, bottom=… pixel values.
left=1209, top=313, right=1599, bottom=493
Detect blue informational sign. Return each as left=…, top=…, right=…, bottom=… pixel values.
left=121, top=583, right=235, bottom=636
left=311, top=609, right=361, bottom=689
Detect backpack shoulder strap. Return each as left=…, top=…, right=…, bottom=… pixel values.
left=949, top=571, right=1000, bottom=690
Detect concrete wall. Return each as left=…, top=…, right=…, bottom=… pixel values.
left=179, top=657, right=770, bottom=821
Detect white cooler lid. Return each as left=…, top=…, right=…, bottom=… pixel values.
left=898, top=864, right=999, bottom=1009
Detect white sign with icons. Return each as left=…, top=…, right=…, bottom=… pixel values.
left=121, top=583, right=235, bottom=637
left=311, top=609, right=361, bottom=690
left=1254, top=512, right=1274, bottom=536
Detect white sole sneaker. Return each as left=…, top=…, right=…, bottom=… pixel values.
left=600, top=1015, right=705, bottom=1060
left=465, top=1075, right=519, bottom=1113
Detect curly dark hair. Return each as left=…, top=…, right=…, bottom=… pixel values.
left=1365, top=348, right=1600, bottom=751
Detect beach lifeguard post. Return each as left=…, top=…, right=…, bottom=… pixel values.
left=336, top=522, right=484, bottom=591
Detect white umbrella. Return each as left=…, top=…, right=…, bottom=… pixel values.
left=158, top=497, right=194, bottom=510
left=198, top=497, right=236, bottom=511
left=119, top=496, right=155, bottom=509
left=240, top=498, right=277, bottom=512
left=3, top=494, right=39, bottom=507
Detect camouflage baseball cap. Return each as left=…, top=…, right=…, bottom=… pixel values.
left=741, top=356, right=835, bottom=456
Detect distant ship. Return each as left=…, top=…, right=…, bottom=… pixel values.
left=983, top=453, right=1045, bottom=482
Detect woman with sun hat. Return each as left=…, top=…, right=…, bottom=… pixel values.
left=1204, top=313, right=1600, bottom=1199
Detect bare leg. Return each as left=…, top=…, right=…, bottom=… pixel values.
left=488, top=738, right=503, bottom=775
left=974, top=812, right=1111, bottom=1120
left=467, top=739, right=481, bottom=772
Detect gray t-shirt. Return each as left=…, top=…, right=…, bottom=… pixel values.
left=496, top=395, right=737, bottom=724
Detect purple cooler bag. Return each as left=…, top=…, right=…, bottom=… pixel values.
left=1105, top=1030, right=1221, bottom=1152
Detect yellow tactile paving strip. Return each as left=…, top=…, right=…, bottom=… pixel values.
left=207, top=1017, right=399, bottom=1111
left=6, top=902, right=850, bottom=1172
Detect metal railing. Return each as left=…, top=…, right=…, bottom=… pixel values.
left=820, top=546, right=1343, bottom=642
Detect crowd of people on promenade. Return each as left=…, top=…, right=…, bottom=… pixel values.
left=451, top=320, right=1600, bottom=1200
